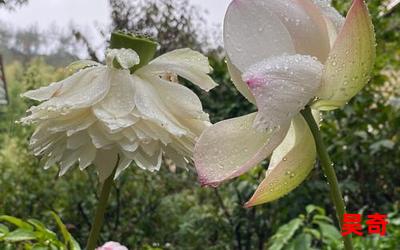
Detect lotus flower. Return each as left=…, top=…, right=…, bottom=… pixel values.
left=194, top=0, right=375, bottom=206
left=96, top=241, right=128, bottom=250
left=21, top=48, right=217, bottom=181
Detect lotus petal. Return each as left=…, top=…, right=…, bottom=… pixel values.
left=194, top=113, right=290, bottom=187
left=245, top=114, right=316, bottom=206
left=314, top=0, right=376, bottom=110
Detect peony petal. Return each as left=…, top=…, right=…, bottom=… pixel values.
left=144, top=75, right=209, bottom=121
left=224, top=0, right=295, bottom=72
left=194, top=113, right=290, bottom=187
left=79, top=144, right=96, bottom=170
left=93, top=69, right=135, bottom=118
left=245, top=114, right=316, bottom=207
left=133, top=75, right=187, bottom=136
left=31, top=67, right=111, bottom=110
left=261, top=0, right=331, bottom=62
left=137, top=48, right=217, bottom=91
left=314, top=0, right=376, bottom=110
left=134, top=148, right=162, bottom=172
left=243, top=54, right=323, bottom=131
left=106, top=48, right=140, bottom=69
left=115, top=155, right=133, bottom=178
left=93, top=148, right=119, bottom=182
left=226, top=58, right=256, bottom=104
left=23, top=82, right=63, bottom=101
left=66, top=130, right=91, bottom=150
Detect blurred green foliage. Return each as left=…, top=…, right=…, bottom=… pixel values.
left=0, top=0, right=399, bottom=249
left=0, top=213, right=80, bottom=250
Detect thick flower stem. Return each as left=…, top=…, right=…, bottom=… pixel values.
left=85, top=157, right=119, bottom=250
left=301, top=107, right=353, bottom=250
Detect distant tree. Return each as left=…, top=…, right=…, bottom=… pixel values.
left=0, top=0, right=28, bottom=10
left=108, top=0, right=210, bottom=55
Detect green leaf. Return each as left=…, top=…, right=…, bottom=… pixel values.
left=2, top=228, right=36, bottom=242
left=70, top=238, right=81, bottom=250
left=312, top=214, right=333, bottom=224
left=316, top=221, right=341, bottom=243
left=306, top=205, right=325, bottom=216
left=50, top=212, right=70, bottom=245
left=268, top=218, right=304, bottom=250
left=303, top=228, right=321, bottom=240
left=27, top=219, right=58, bottom=241
left=0, top=216, right=34, bottom=230
left=50, top=212, right=81, bottom=250
left=286, top=233, right=312, bottom=250
left=0, top=223, right=9, bottom=237
left=31, top=243, right=50, bottom=250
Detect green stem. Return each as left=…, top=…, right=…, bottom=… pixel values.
left=85, top=156, right=120, bottom=250
left=301, top=107, right=353, bottom=250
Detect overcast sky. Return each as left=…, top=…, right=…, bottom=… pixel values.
left=0, top=0, right=230, bottom=42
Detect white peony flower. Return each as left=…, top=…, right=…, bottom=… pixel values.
left=21, top=48, right=217, bottom=181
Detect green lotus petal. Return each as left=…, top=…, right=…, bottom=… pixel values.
left=245, top=114, right=316, bottom=207
left=313, top=0, right=376, bottom=111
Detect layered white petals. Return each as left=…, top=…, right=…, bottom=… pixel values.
left=245, top=115, right=316, bottom=206
left=23, top=48, right=216, bottom=181
left=23, top=67, right=111, bottom=111
left=194, top=113, right=290, bottom=187
left=92, top=70, right=136, bottom=118
left=106, top=48, right=140, bottom=69
left=243, top=55, right=323, bottom=131
left=137, top=48, right=217, bottom=91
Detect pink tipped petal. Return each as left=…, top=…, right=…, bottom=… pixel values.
left=226, top=58, right=256, bottom=104
left=194, top=113, right=290, bottom=187
left=314, top=0, right=376, bottom=110
left=243, top=54, right=323, bottom=131
left=245, top=114, right=316, bottom=207
left=224, top=0, right=295, bottom=72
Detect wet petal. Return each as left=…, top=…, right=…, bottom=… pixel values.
left=106, top=48, right=140, bottom=69
left=138, top=48, right=217, bottom=91
left=32, top=67, right=110, bottom=110
left=133, top=75, right=187, bottom=136
left=243, top=54, right=323, bottom=131
left=145, top=75, right=209, bottom=121
left=226, top=58, right=256, bottom=104
left=224, top=0, right=295, bottom=72
left=93, top=69, right=135, bottom=117
left=245, top=114, right=316, bottom=207
left=262, top=0, right=331, bottom=62
left=311, top=0, right=345, bottom=33
left=194, top=113, right=290, bottom=187
left=314, top=0, right=376, bottom=110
